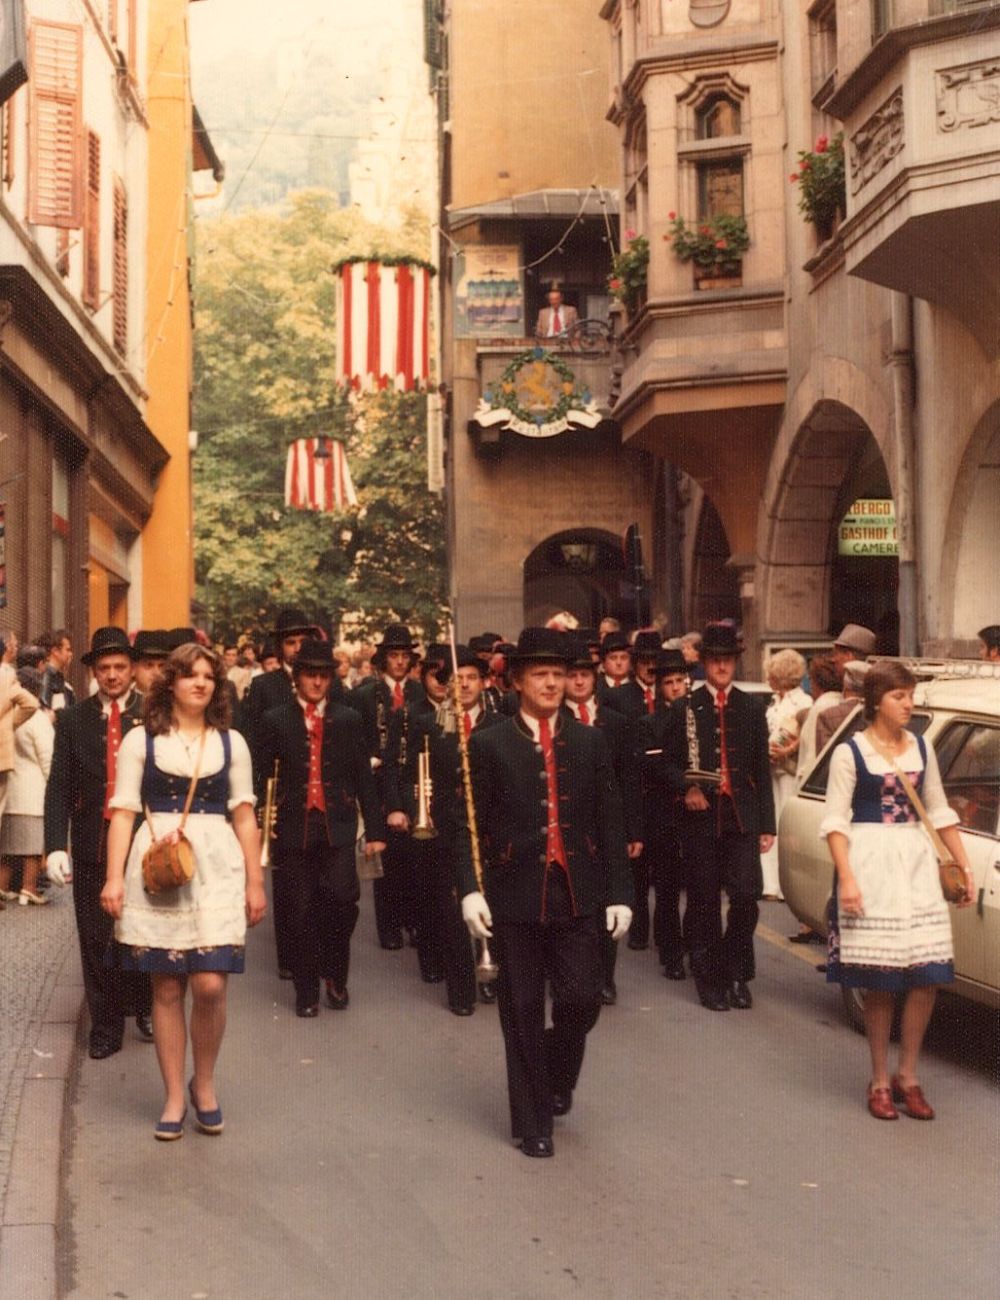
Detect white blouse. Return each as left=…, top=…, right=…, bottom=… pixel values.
left=819, top=731, right=958, bottom=845
left=109, top=726, right=255, bottom=814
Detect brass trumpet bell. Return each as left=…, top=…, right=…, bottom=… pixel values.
left=412, top=737, right=438, bottom=840
left=476, top=940, right=499, bottom=983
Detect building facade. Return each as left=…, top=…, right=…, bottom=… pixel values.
left=602, top=0, right=1000, bottom=662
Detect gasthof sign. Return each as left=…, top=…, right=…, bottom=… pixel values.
left=838, top=498, right=898, bottom=557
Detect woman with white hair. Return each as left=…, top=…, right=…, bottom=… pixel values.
left=760, top=649, right=810, bottom=898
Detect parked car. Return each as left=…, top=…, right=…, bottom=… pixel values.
left=778, top=675, right=1000, bottom=1030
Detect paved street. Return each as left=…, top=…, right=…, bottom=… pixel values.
left=59, top=897, right=998, bottom=1300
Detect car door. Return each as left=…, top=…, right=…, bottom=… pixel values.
left=930, top=717, right=1000, bottom=988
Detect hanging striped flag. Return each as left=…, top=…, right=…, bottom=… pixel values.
left=335, top=259, right=431, bottom=393
left=284, top=439, right=358, bottom=512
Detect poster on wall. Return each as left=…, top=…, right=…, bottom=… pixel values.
left=838, top=498, right=898, bottom=557
left=453, top=245, right=524, bottom=338
left=0, top=502, right=6, bottom=609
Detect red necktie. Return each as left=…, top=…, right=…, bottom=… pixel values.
left=578, top=701, right=590, bottom=726
left=305, top=703, right=327, bottom=811
left=645, top=688, right=655, bottom=715
left=715, top=690, right=733, bottom=797
left=552, top=308, right=561, bottom=334
left=392, top=682, right=404, bottom=711
left=103, top=699, right=121, bottom=819
left=538, top=717, right=568, bottom=873
left=463, top=711, right=472, bottom=741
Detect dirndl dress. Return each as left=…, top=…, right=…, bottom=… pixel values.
left=110, top=727, right=256, bottom=974
left=820, top=732, right=958, bottom=992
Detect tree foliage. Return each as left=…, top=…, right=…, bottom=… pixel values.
left=193, top=190, right=447, bottom=642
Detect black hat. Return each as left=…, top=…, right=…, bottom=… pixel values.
left=508, top=627, right=573, bottom=665
left=292, top=638, right=335, bottom=673
left=480, top=631, right=502, bottom=647
left=166, top=627, right=198, bottom=651
left=81, top=626, right=135, bottom=666
left=372, top=623, right=419, bottom=665
left=260, top=638, right=280, bottom=661
left=439, top=644, right=487, bottom=683
left=422, top=643, right=450, bottom=671
left=600, top=631, right=630, bottom=657
left=566, top=637, right=598, bottom=671
left=700, top=624, right=740, bottom=658
left=578, top=627, right=600, bottom=648
left=468, top=634, right=494, bottom=655
left=632, top=631, right=661, bottom=659
left=134, top=630, right=171, bottom=659
left=654, top=649, right=687, bottom=677
left=275, top=607, right=321, bottom=638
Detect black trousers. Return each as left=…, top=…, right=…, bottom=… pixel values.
left=648, top=824, right=687, bottom=964
left=73, top=858, right=150, bottom=1045
left=683, top=807, right=761, bottom=992
left=270, top=866, right=296, bottom=974
left=627, top=848, right=653, bottom=946
left=282, top=816, right=360, bottom=1008
left=373, top=827, right=415, bottom=944
left=413, top=839, right=476, bottom=1009
left=493, top=873, right=603, bottom=1142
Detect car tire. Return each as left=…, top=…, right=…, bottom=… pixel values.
left=841, top=986, right=902, bottom=1039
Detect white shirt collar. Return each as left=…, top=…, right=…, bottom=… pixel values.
left=383, top=673, right=406, bottom=694
left=519, top=709, right=559, bottom=741
left=297, top=694, right=327, bottom=718
left=603, top=673, right=629, bottom=689
left=98, top=688, right=134, bottom=715
left=566, top=697, right=595, bottom=722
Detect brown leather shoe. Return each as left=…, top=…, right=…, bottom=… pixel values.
left=867, top=1085, right=899, bottom=1120
left=891, top=1076, right=935, bottom=1120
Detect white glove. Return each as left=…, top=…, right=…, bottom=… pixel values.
left=606, top=905, right=633, bottom=942
left=461, top=891, right=493, bottom=939
left=46, top=851, right=72, bottom=887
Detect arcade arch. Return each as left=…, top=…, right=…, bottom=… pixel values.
left=523, top=528, right=632, bottom=628
left=943, top=400, right=1000, bottom=645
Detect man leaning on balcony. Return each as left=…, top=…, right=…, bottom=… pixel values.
left=534, top=285, right=578, bottom=340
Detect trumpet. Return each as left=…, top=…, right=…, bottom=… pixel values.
left=412, top=735, right=438, bottom=840
left=260, top=759, right=279, bottom=868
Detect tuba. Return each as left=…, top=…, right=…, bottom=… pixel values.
left=412, top=735, right=438, bottom=840
left=260, top=759, right=279, bottom=868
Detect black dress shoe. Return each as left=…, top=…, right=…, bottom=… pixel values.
left=379, top=934, right=404, bottom=951
left=296, top=1003, right=319, bottom=1018
left=478, top=981, right=497, bottom=1004
left=449, top=1004, right=474, bottom=1016
left=324, top=982, right=349, bottom=1010
left=421, top=970, right=445, bottom=984
left=404, top=926, right=418, bottom=948
left=626, top=936, right=648, bottom=951
left=520, top=1136, right=554, bottom=1158
left=729, top=981, right=753, bottom=1010
left=697, top=988, right=730, bottom=1012
left=136, top=1013, right=154, bottom=1041
left=277, top=967, right=294, bottom=981
left=662, top=960, right=686, bottom=981
left=600, top=983, right=617, bottom=1006
left=88, top=1035, right=122, bottom=1059
left=551, top=1090, right=572, bottom=1117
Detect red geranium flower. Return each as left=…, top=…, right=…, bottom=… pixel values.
left=815, top=135, right=829, bottom=153
left=667, top=211, right=676, bottom=220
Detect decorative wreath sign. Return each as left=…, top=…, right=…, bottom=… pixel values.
left=473, top=347, right=602, bottom=439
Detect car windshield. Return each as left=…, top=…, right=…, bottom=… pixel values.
left=800, top=709, right=932, bottom=796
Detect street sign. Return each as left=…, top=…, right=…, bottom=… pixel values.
left=837, top=498, right=898, bottom=557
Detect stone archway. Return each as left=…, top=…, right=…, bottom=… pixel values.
left=690, top=493, right=740, bottom=628
left=761, top=399, right=897, bottom=641
left=523, top=528, right=631, bottom=628
left=940, top=399, right=1000, bottom=649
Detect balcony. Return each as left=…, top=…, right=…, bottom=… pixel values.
left=829, top=8, right=1000, bottom=355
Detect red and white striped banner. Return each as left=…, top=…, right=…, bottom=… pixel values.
left=284, top=439, right=358, bottom=512
left=335, top=260, right=430, bottom=393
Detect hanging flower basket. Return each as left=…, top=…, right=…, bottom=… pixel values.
left=790, top=133, right=846, bottom=239
left=608, top=232, right=649, bottom=314
left=663, top=212, right=749, bottom=283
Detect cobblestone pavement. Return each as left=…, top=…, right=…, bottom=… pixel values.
left=0, top=891, right=76, bottom=1211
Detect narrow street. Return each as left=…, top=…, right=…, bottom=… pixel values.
left=58, top=898, right=999, bottom=1300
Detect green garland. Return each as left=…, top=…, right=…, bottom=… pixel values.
left=484, top=347, right=593, bottom=428
left=331, top=254, right=437, bottom=276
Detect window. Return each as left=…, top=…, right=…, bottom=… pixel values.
left=28, top=22, right=83, bottom=228
left=680, top=88, right=747, bottom=222
left=801, top=712, right=932, bottom=796
left=697, top=95, right=741, bottom=139
left=871, top=0, right=891, bottom=40
left=624, top=115, right=648, bottom=238
left=809, top=0, right=838, bottom=102
left=935, top=723, right=1000, bottom=836
left=112, top=176, right=127, bottom=355
left=83, top=131, right=100, bottom=311
left=697, top=160, right=743, bottom=219
left=52, top=458, right=69, bottom=628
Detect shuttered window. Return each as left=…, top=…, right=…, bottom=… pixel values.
left=83, top=131, right=100, bottom=311
left=112, top=176, right=127, bottom=355
left=28, top=22, right=83, bottom=229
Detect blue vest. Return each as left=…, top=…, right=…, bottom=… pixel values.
left=847, top=734, right=925, bottom=825
left=142, top=731, right=231, bottom=815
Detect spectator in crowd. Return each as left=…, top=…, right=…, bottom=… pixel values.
left=977, top=625, right=1000, bottom=662
left=0, top=634, right=39, bottom=894
left=17, top=645, right=46, bottom=671
left=333, top=648, right=353, bottom=688
left=598, top=617, right=621, bottom=639
left=830, top=623, right=876, bottom=675
left=760, top=649, right=811, bottom=900
left=815, top=661, right=870, bottom=754
left=38, top=629, right=75, bottom=713
left=260, top=641, right=281, bottom=673
left=0, top=666, right=53, bottom=905
left=680, top=632, right=705, bottom=681
left=795, top=654, right=843, bottom=782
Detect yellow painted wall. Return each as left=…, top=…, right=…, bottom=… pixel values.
left=141, top=0, right=195, bottom=626
left=449, top=0, right=618, bottom=205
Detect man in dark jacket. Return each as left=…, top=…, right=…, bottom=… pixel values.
left=659, top=625, right=775, bottom=1011
left=457, top=628, right=633, bottom=1158
left=44, top=627, right=151, bottom=1058
left=257, top=639, right=385, bottom=1016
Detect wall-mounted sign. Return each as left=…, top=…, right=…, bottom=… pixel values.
left=838, top=498, right=898, bottom=557
left=454, top=245, right=523, bottom=337
left=472, top=347, right=601, bottom=439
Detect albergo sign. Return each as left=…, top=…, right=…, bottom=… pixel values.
left=838, top=498, right=898, bottom=557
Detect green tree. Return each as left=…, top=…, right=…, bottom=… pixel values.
left=193, top=190, right=447, bottom=642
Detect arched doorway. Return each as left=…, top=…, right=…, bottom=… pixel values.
left=523, top=528, right=632, bottom=628
left=762, top=400, right=897, bottom=646
left=690, top=494, right=740, bottom=628
left=945, top=405, right=1000, bottom=645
